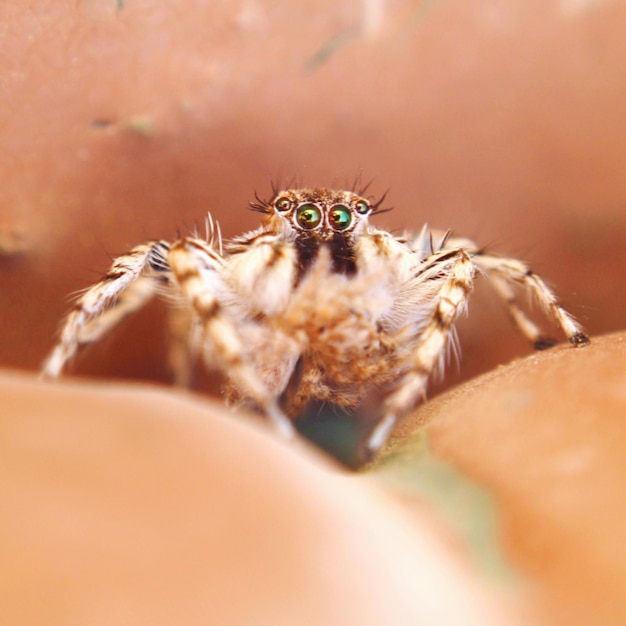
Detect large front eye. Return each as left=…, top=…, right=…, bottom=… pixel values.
left=329, top=205, right=352, bottom=230
left=296, top=204, right=322, bottom=229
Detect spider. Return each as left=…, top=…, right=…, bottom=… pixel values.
left=41, top=187, right=589, bottom=461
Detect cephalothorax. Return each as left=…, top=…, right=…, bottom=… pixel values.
left=41, top=187, right=589, bottom=460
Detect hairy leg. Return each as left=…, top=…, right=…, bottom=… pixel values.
left=168, top=238, right=296, bottom=437
left=362, top=250, right=475, bottom=461
left=471, top=253, right=589, bottom=348
left=40, top=241, right=169, bottom=379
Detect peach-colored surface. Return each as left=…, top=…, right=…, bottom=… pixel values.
left=1, top=2, right=626, bottom=624
left=0, top=371, right=509, bottom=626
left=385, top=331, right=626, bottom=626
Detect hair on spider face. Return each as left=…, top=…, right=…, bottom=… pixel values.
left=369, top=190, right=392, bottom=216
left=249, top=182, right=392, bottom=217
left=249, top=190, right=273, bottom=214
left=350, top=172, right=374, bottom=196
left=249, top=177, right=300, bottom=214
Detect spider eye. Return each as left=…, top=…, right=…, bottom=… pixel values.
left=355, top=200, right=370, bottom=215
left=275, top=197, right=291, bottom=212
left=329, top=205, right=352, bottom=231
left=296, top=204, right=322, bottom=229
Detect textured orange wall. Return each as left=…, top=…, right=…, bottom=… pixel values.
left=1, top=0, right=624, bottom=385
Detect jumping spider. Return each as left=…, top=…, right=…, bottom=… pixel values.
left=41, top=187, right=589, bottom=461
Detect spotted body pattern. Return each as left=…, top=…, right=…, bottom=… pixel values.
left=41, top=187, right=589, bottom=460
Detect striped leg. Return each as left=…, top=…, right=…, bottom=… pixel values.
left=362, top=250, right=475, bottom=461
left=168, top=238, right=295, bottom=438
left=165, top=306, right=199, bottom=387
left=471, top=253, right=589, bottom=348
left=40, top=241, right=169, bottom=379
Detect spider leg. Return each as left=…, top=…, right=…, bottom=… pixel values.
left=470, top=253, right=589, bottom=348
left=166, top=306, right=198, bottom=386
left=362, top=249, right=475, bottom=461
left=40, top=241, right=169, bottom=379
left=168, top=238, right=296, bottom=438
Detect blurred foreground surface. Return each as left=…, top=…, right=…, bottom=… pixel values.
left=373, top=331, right=626, bottom=626
left=1, top=332, right=625, bottom=625
left=0, top=370, right=510, bottom=626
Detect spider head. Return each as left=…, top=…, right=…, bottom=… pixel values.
left=265, top=188, right=374, bottom=242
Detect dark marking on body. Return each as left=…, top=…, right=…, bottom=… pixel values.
left=295, top=237, right=321, bottom=285
left=294, top=234, right=357, bottom=285
left=432, top=249, right=462, bottom=265
left=329, top=234, right=357, bottom=276
left=534, top=337, right=557, bottom=350
left=148, top=242, right=171, bottom=272
left=265, top=245, right=285, bottom=271
left=103, top=269, right=127, bottom=282
left=433, top=307, right=449, bottom=329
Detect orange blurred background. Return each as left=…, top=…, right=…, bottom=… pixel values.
left=1, top=0, right=624, bottom=388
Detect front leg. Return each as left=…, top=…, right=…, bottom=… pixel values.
left=168, top=238, right=297, bottom=438
left=362, top=249, right=475, bottom=461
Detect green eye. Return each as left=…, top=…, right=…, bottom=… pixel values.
left=296, top=204, right=322, bottom=229
left=355, top=200, right=370, bottom=215
left=329, top=205, right=352, bottom=230
left=275, top=197, right=291, bottom=211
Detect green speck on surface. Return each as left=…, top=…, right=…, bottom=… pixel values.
left=370, top=430, right=518, bottom=583
left=126, top=116, right=155, bottom=136
left=303, top=30, right=356, bottom=73
left=91, top=118, right=115, bottom=128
